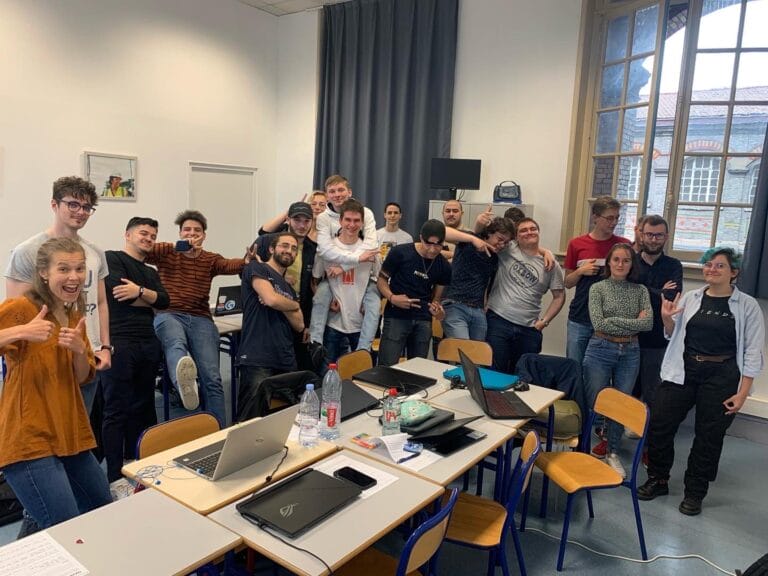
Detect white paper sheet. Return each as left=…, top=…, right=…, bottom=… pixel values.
left=0, top=531, right=89, bottom=576
left=313, top=453, right=398, bottom=499
left=397, top=449, right=443, bottom=471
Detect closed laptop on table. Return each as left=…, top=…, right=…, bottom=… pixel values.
left=318, top=379, right=380, bottom=421
left=353, top=366, right=436, bottom=396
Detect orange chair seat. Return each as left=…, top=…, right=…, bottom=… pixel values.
left=535, top=451, right=623, bottom=493
left=444, top=492, right=507, bottom=548
left=335, top=541, right=425, bottom=576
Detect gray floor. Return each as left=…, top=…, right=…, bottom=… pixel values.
left=2, top=358, right=766, bottom=575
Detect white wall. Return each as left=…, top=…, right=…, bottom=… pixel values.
left=0, top=0, right=279, bottom=299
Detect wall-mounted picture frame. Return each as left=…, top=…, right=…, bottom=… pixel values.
left=83, top=151, right=137, bottom=201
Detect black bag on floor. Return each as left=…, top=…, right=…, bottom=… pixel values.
left=0, top=472, right=24, bottom=527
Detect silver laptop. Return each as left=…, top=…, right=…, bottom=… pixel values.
left=173, top=405, right=299, bottom=481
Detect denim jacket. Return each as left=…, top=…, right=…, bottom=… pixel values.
left=660, top=286, right=765, bottom=389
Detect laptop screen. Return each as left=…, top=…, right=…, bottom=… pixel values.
left=459, top=349, right=490, bottom=411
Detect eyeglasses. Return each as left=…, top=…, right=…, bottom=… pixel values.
left=598, top=214, right=619, bottom=223
left=276, top=243, right=299, bottom=253
left=60, top=200, right=96, bottom=215
left=422, top=240, right=443, bottom=247
left=643, top=232, right=666, bottom=240
left=703, top=261, right=729, bottom=270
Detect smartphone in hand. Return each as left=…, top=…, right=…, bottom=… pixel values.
left=175, top=240, right=192, bottom=252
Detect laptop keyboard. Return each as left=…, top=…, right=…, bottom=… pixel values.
left=188, top=452, right=222, bottom=477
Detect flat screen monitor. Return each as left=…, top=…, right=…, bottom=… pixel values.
left=430, top=158, right=481, bottom=191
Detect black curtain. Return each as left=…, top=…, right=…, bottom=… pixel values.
left=739, top=128, right=768, bottom=298
left=313, top=0, right=459, bottom=237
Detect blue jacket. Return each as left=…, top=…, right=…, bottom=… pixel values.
left=660, top=286, right=765, bottom=389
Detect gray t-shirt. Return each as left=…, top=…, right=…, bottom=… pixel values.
left=487, top=241, right=564, bottom=327
left=376, top=227, right=413, bottom=262
left=5, top=232, right=108, bottom=348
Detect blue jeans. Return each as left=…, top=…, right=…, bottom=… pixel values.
left=323, top=326, right=361, bottom=363
left=566, top=320, right=593, bottom=364
left=310, top=280, right=380, bottom=350
left=80, top=378, right=98, bottom=415
left=154, top=312, right=226, bottom=427
left=582, top=337, right=640, bottom=454
left=442, top=302, right=487, bottom=341
left=378, top=317, right=432, bottom=367
left=486, top=310, right=543, bottom=374
left=2, top=452, right=111, bottom=529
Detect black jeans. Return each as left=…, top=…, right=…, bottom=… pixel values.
left=100, top=339, right=161, bottom=482
left=646, top=356, right=739, bottom=499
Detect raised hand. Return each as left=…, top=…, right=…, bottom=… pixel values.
left=58, top=317, right=87, bottom=355
left=660, top=292, right=682, bottom=322
left=23, top=305, right=54, bottom=342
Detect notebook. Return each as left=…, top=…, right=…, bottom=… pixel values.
left=317, top=379, right=380, bottom=421
left=173, top=405, right=298, bottom=481
left=353, top=366, right=436, bottom=395
left=236, top=468, right=361, bottom=538
left=459, top=349, right=538, bottom=420
left=213, top=285, right=243, bottom=316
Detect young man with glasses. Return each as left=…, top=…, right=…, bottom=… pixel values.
left=5, top=176, right=112, bottom=412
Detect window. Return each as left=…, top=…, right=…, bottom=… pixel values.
left=571, top=0, right=768, bottom=258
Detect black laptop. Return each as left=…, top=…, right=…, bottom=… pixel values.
left=353, top=366, right=436, bottom=395
left=236, top=468, right=361, bottom=538
left=213, top=285, right=243, bottom=316
left=317, top=379, right=380, bottom=421
left=408, top=415, right=483, bottom=456
left=459, top=349, right=538, bottom=420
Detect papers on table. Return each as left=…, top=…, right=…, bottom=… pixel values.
left=0, top=531, right=89, bottom=576
left=374, top=433, right=443, bottom=471
left=313, top=453, right=397, bottom=499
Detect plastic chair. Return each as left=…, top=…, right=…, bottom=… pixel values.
left=522, top=388, right=649, bottom=571
left=336, top=488, right=459, bottom=576
left=444, top=431, right=541, bottom=576
left=135, top=411, right=220, bottom=460
left=337, top=349, right=373, bottom=380
left=437, top=338, right=493, bottom=366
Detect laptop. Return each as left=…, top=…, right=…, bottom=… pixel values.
left=317, top=379, right=380, bottom=421
left=459, top=349, right=538, bottom=420
left=353, top=366, right=436, bottom=395
left=213, top=285, right=243, bottom=316
left=409, top=415, right=483, bottom=455
left=173, top=405, right=298, bottom=481
left=236, top=468, right=361, bottom=538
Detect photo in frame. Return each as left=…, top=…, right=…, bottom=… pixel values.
left=83, top=151, right=137, bottom=201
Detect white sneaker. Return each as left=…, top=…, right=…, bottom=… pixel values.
left=624, top=427, right=641, bottom=439
left=109, top=478, right=135, bottom=501
left=606, top=453, right=626, bottom=479
left=175, top=356, right=200, bottom=410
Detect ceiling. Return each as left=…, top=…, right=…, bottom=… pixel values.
left=237, top=0, right=345, bottom=16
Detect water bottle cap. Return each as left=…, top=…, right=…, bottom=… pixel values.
left=388, top=388, right=398, bottom=396
left=306, top=383, right=315, bottom=391
left=328, top=363, right=338, bottom=370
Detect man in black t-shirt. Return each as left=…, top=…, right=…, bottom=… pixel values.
left=237, top=233, right=306, bottom=420
left=377, top=220, right=451, bottom=366
left=102, top=217, right=170, bottom=486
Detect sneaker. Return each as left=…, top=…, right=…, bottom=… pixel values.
left=679, top=496, right=702, bottom=516
left=591, top=439, right=608, bottom=459
left=109, top=478, right=135, bottom=501
left=637, top=477, right=669, bottom=500
left=606, top=453, right=626, bottom=479
left=175, top=356, right=200, bottom=410
left=624, top=427, right=641, bottom=439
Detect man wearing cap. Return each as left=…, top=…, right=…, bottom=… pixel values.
left=376, top=219, right=451, bottom=366
left=102, top=173, right=130, bottom=198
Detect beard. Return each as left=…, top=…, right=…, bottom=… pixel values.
left=273, top=252, right=295, bottom=268
left=642, top=245, right=663, bottom=256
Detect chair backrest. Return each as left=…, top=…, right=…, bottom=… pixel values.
left=437, top=338, right=493, bottom=366
left=593, top=387, right=648, bottom=438
left=337, top=350, right=373, bottom=380
left=432, top=316, right=444, bottom=339
left=136, top=412, right=221, bottom=459
left=398, top=488, right=459, bottom=575
left=505, top=431, right=541, bottom=510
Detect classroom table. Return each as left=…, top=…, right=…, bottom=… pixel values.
left=1, top=489, right=241, bottom=576
left=208, top=450, right=444, bottom=576
left=122, top=424, right=337, bottom=515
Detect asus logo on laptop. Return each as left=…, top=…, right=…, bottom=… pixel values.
left=280, top=503, right=299, bottom=518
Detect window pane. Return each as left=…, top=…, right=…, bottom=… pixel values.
left=600, top=63, right=625, bottom=108
left=646, top=157, right=669, bottom=214
left=622, top=107, right=648, bottom=151
left=735, top=53, right=768, bottom=100
left=592, top=157, right=616, bottom=197
left=729, top=105, right=768, bottom=152
left=715, top=206, right=751, bottom=251
left=597, top=111, right=620, bottom=153
left=680, top=156, right=721, bottom=202
left=606, top=15, right=629, bottom=62
left=691, top=53, right=735, bottom=101
left=673, top=205, right=714, bottom=251
left=617, top=202, right=638, bottom=240
left=686, top=105, right=728, bottom=151
left=743, top=0, right=768, bottom=48
left=627, top=57, right=653, bottom=104
left=632, top=4, right=659, bottom=54
left=722, top=157, right=761, bottom=203
left=697, top=0, right=741, bottom=49
left=617, top=156, right=643, bottom=200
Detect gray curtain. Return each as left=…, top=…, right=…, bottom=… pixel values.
left=313, top=0, right=459, bottom=236
left=739, top=128, right=768, bottom=298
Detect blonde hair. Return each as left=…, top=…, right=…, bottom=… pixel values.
left=28, top=238, right=87, bottom=317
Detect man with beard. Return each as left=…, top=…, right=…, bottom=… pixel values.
left=236, top=233, right=305, bottom=421
left=440, top=199, right=465, bottom=262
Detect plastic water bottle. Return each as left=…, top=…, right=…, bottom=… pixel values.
left=382, top=388, right=401, bottom=435
left=298, top=384, right=320, bottom=448
left=319, top=364, right=342, bottom=440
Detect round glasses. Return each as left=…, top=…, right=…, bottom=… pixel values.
left=59, top=200, right=96, bottom=215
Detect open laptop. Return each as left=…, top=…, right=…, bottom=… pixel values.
left=459, top=349, right=538, bottom=420
left=353, top=366, right=436, bottom=395
left=173, top=405, right=298, bottom=481
left=236, top=468, right=361, bottom=538
left=317, top=379, right=380, bottom=421
left=409, top=415, right=483, bottom=455
left=213, top=285, right=243, bottom=316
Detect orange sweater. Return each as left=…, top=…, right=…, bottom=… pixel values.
left=0, top=297, right=96, bottom=469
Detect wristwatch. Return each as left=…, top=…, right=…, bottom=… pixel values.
left=138, top=286, right=146, bottom=298
left=99, top=344, right=115, bottom=354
